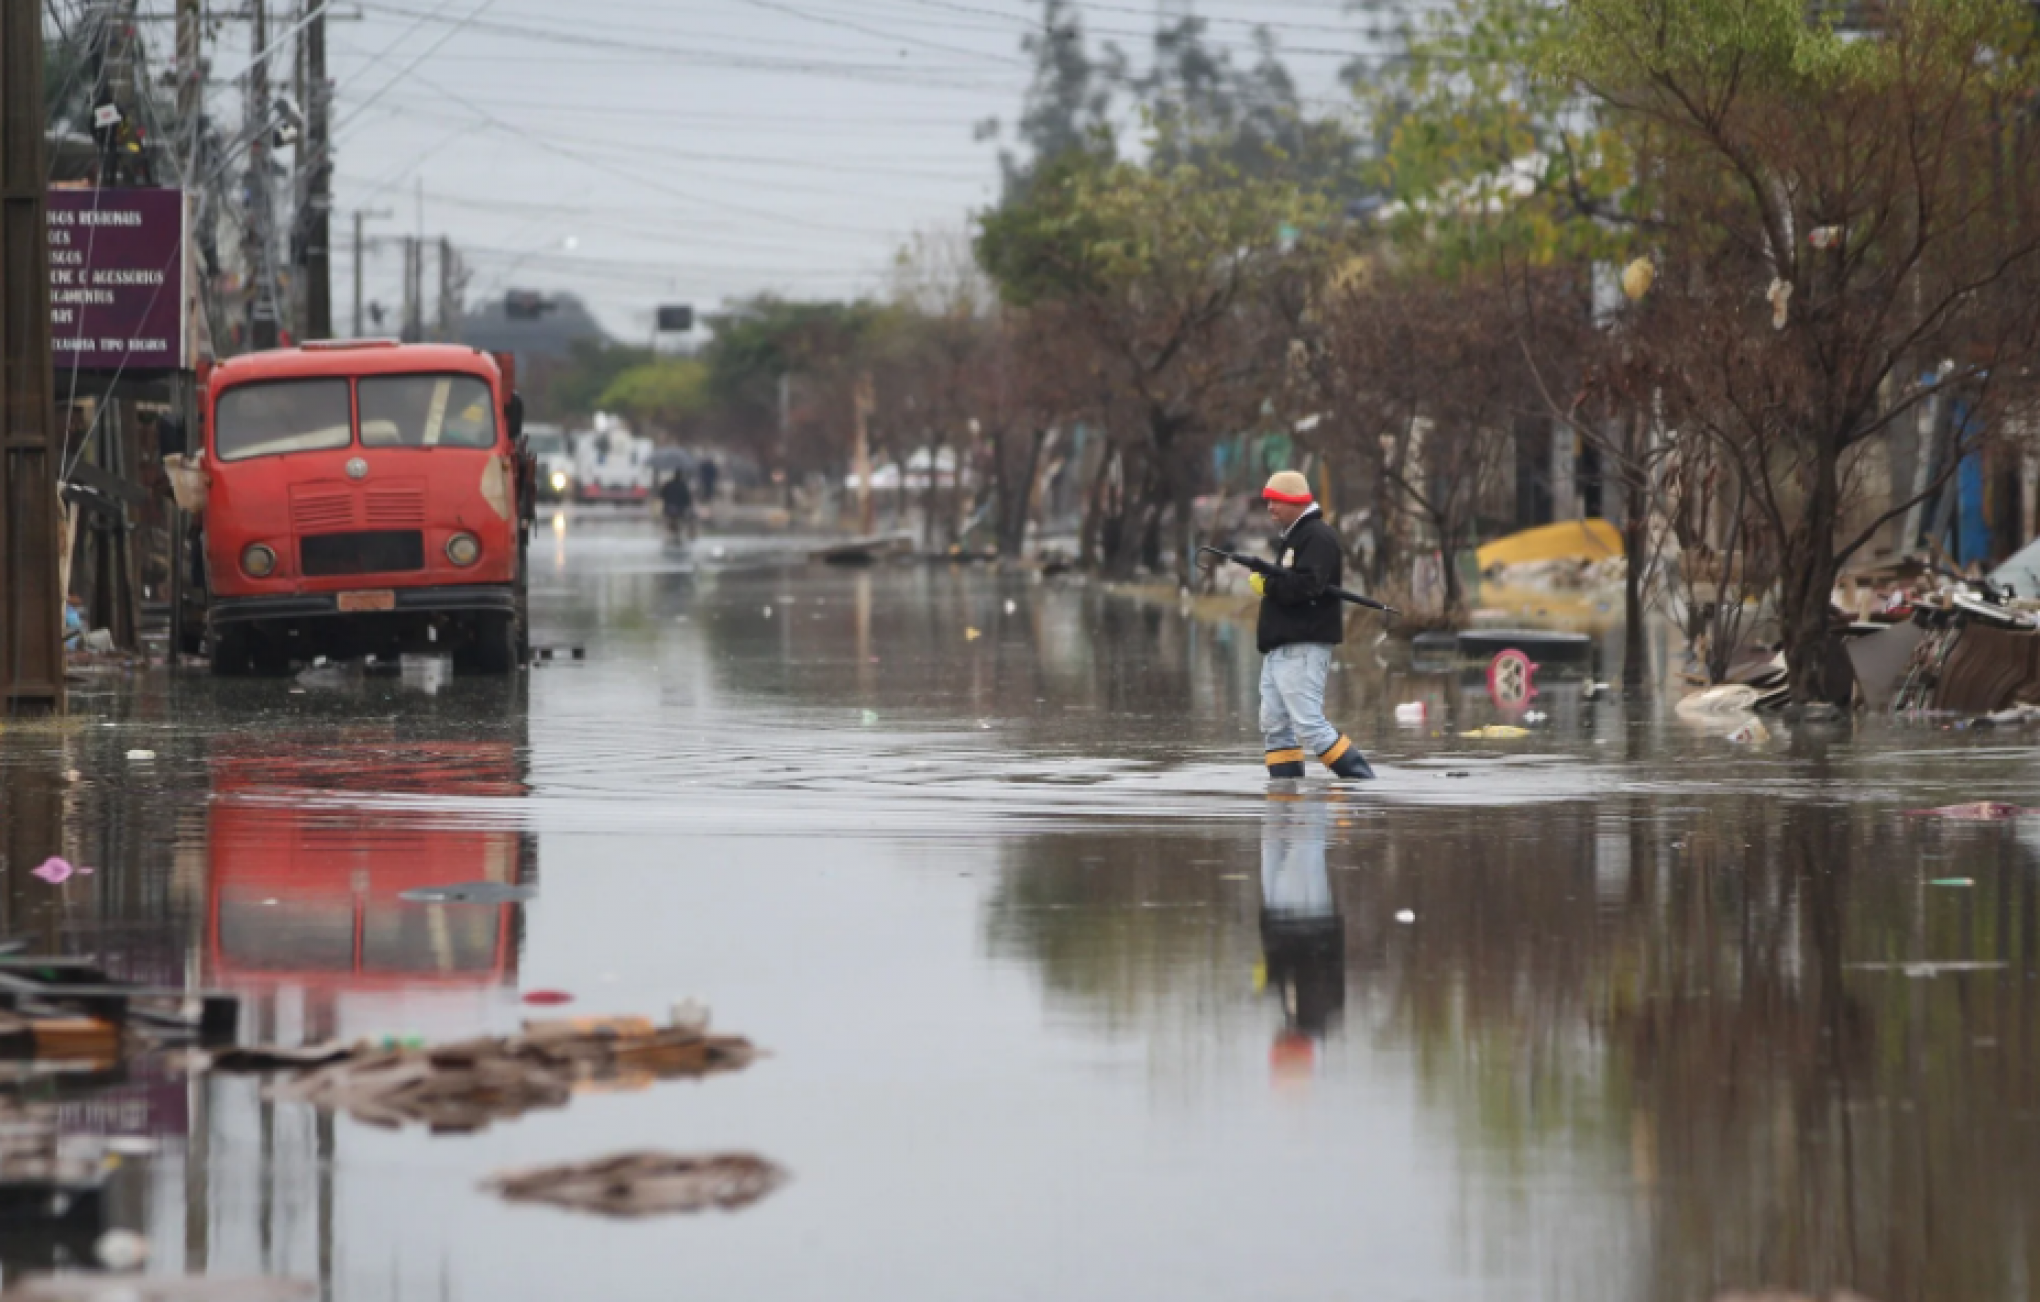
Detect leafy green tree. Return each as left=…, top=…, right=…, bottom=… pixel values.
left=598, top=357, right=709, bottom=439
left=1549, top=0, right=2040, bottom=703
left=978, top=143, right=1332, bottom=576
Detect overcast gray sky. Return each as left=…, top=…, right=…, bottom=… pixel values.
left=294, top=1, right=1398, bottom=339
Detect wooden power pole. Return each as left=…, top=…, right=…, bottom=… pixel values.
left=0, top=0, right=66, bottom=713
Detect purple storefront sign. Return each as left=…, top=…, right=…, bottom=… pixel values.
left=47, top=187, right=189, bottom=372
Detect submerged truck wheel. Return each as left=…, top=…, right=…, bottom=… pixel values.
left=459, top=610, right=523, bottom=675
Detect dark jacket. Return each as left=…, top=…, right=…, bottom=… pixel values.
left=1256, top=508, right=1344, bottom=653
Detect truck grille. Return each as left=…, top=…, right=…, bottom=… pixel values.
left=365, top=484, right=427, bottom=527
left=290, top=485, right=355, bottom=533
left=301, top=530, right=425, bottom=577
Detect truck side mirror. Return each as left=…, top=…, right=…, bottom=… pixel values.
left=505, top=392, right=525, bottom=442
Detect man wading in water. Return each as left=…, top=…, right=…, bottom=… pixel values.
left=1252, top=471, right=1376, bottom=781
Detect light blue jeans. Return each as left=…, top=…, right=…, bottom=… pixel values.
left=1260, top=643, right=1340, bottom=758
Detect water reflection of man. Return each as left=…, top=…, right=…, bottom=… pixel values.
left=1260, top=795, right=1345, bottom=1073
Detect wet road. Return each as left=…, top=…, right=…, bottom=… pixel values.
left=8, top=511, right=2040, bottom=1301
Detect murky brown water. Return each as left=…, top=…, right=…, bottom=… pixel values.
left=5, top=511, right=2039, bottom=1300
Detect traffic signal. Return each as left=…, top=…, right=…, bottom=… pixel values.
left=655, top=304, right=693, bottom=333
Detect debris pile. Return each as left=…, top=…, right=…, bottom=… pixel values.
left=0, top=954, right=237, bottom=1077
left=213, top=1014, right=756, bottom=1133
left=481, top=1151, right=787, bottom=1218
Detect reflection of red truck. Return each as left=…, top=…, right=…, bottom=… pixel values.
left=199, top=342, right=533, bottom=674
left=205, top=738, right=528, bottom=1000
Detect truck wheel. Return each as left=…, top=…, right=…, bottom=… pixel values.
left=460, top=610, right=520, bottom=675
left=210, top=625, right=254, bottom=676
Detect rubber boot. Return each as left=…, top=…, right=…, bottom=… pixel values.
left=1318, top=735, right=1376, bottom=780
left=1265, top=748, right=1306, bottom=779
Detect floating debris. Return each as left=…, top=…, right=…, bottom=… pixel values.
left=481, top=1151, right=786, bottom=1218
left=1459, top=725, right=1529, bottom=740
left=219, top=1014, right=756, bottom=1133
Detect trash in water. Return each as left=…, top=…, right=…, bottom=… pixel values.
left=397, top=881, right=536, bottom=905
left=1459, top=725, right=1529, bottom=739
left=669, top=999, right=710, bottom=1035
left=1930, top=877, right=1976, bottom=887
left=221, top=1013, right=756, bottom=1133
left=860, top=709, right=879, bottom=725
left=481, top=1151, right=787, bottom=1218
left=124, top=749, right=156, bottom=761
left=965, top=627, right=982, bottom=641
left=1522, top=710, right=1549, bottom=724
left=762, top=606, right=773, bottom=617
left=399, top=654, right=451, bottom=694
left=1393, top=702, right=1427, bottom=725
left=1726, top=721, right=1770, bottom=744
left=1907, top=801, right=2029, bottom=820
left=521, top=989, right=574, bottom=1006
left=1394, top=909, right=1416, bottom=924
left=294, top=660, right=363, bottom=689
left=1004, top=599, right=1017, bottom=615
left=94, top=1228, right=149, bottom=1271
left=1676, top=684, right=1763, bottom=718
left=30, top=857, right=77, bottom=884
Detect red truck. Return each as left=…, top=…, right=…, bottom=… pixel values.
left=199, top=341, right=532, bottom=674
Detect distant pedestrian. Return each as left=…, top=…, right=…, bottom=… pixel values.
left=660, top=471, right=695, bottom=539
left=1253, top=471, right=1375, bottom=781
left=696, top=457, right=719, bottom=504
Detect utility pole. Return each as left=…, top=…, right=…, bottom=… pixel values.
left=0, top=0, right=67, bottom=713
left=246, top=0, right=279, bottom=348
left=349, top=207, right=389, bottom=337
left=399, top=235, right=420, bottom=342
left=435, top=235, right=462, bottom=341
left=298, top=0, right=331, bottom=339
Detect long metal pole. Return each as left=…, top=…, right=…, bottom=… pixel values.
left=352, top=209, right=364, bottom=337
left=301, top=0, right=331, bottom=339
left=0, top=0, right=66, bottom=713
left=247, top=0, right=278, bottom=348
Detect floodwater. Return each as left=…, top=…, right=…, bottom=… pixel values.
left=6, top=511, right=2040, bottom=1302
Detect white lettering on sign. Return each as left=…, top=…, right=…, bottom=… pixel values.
left=52, top=289, right=116, bottom=305
left=77, top=210, right=143, bottom=227
left=52, top=309, right=74, bottom=324
left=91, top=269, right=164, bottom=286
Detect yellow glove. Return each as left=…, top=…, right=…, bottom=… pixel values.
left=1248, top=572, right=1266, bottom=596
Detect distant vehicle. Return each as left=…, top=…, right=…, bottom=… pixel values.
left=199, top=340, right=534, bottom=675
left=525, top=422, right=574, bottom=502
left=573, top=420, right=654, bottom=503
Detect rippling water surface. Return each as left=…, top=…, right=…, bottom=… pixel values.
left=5, top=512, right=2038, bottom=1302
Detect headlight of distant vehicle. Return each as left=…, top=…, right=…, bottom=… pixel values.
left=241, top=543, right=277, bottom=578
left=446, top=532, right=482, bottom=566
left=550, top=470, right=568, bottom=491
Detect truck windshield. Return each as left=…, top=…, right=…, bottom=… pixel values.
left=215, top=379, right=353, bottom=462
left=359, top=374, right=498, bottom=449
left=525, top=428, right=566, bottom=456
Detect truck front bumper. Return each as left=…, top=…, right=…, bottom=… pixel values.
left=210, top=584, right=517, bottom=628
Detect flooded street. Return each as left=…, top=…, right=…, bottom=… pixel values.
left=8, top=513, right=2040, bottom=1302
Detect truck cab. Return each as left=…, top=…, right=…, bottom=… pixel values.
left=200, top=341, right=531, bottom=674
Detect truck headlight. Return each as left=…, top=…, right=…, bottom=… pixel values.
left=446, top=533, right=481, bottom=566
left=550, top=470, right=568, bottom=491
left=241, top=544, right=276, bottom=578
